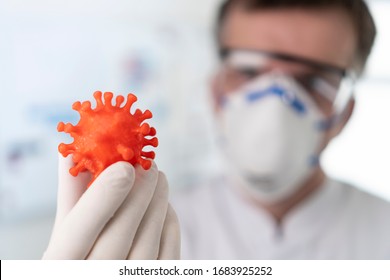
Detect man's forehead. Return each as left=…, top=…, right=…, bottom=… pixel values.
left=220, top=7, right=357, bottom=69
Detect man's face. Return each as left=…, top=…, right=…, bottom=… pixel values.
left=220, top=7, right=356, bottom=71
left=215, top=6, right=358, bottom=147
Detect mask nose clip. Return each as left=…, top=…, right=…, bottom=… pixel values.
left=273, top=84, right=308, bottom=115
left=245, top=84, right=307, bottom=115
left=278, top=84, right=295, bottom=105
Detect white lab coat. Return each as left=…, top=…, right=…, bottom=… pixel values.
left=171, top=176, right=390, bottom=259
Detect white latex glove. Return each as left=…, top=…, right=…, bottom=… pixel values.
left=42, top=154, right=180, bottom=260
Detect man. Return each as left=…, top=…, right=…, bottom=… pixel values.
left=172, top=0, right=390, bottom=259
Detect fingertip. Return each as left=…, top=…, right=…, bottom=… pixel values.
left=91, top=161, right=135, bottom=191
left=135, top=160, right=158, bottom=179
left=153, top=172, right=169, bottom=201
left=157, top=170, right=167, bottom=182
left=58, top=152, right=91, bottom=184
left=150, top=160, right=158, bottom=170
left=58, top=153, right=75, bottom=183
left=157, top=171, right=169, bottom=194
left=139, top=160, right=158, bottom=174
left=111, top=161, right=135, bottom=181
left=56, top=153, right=89, bottom=224
left=58, top=153, right=73, bottom=172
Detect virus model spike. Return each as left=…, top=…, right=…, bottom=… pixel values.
left=57, top=91, right=159, bottom=186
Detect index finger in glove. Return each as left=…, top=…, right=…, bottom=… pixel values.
left=55, top=153, right=91, bottom=224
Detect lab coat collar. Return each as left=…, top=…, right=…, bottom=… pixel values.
left=225, top=175, right=343, bottom=245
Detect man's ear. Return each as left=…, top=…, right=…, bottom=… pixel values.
left=331, top=96, right=356, bottom=138
left=320, top=97, right=355, bottom=152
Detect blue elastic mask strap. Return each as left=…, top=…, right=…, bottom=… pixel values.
left=246, top=85, right=307, bottom=115
left=317, top=113, right=346, bottom=131
left=308, top=155, right=320, bottom=167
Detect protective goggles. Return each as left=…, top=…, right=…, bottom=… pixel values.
left=217, top=48, right=356, bottom=115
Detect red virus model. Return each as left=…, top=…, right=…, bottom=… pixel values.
left=58, top=91, right=158, bottom=185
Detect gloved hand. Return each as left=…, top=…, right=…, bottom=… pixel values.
left=42, top=154, right=180, bottom=260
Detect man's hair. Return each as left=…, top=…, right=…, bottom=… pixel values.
left=216, top=0, right=376, bottom=74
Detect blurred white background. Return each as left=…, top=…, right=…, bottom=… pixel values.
left=0, top=0, right=389, bottom=259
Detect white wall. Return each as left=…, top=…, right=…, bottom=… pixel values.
left=322, top=0, right=390, bottom=201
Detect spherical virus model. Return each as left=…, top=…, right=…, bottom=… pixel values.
left=58, top=91, right=158, bottom=185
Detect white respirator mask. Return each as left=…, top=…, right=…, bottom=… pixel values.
left=218, top=72, right=328, bottom=203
